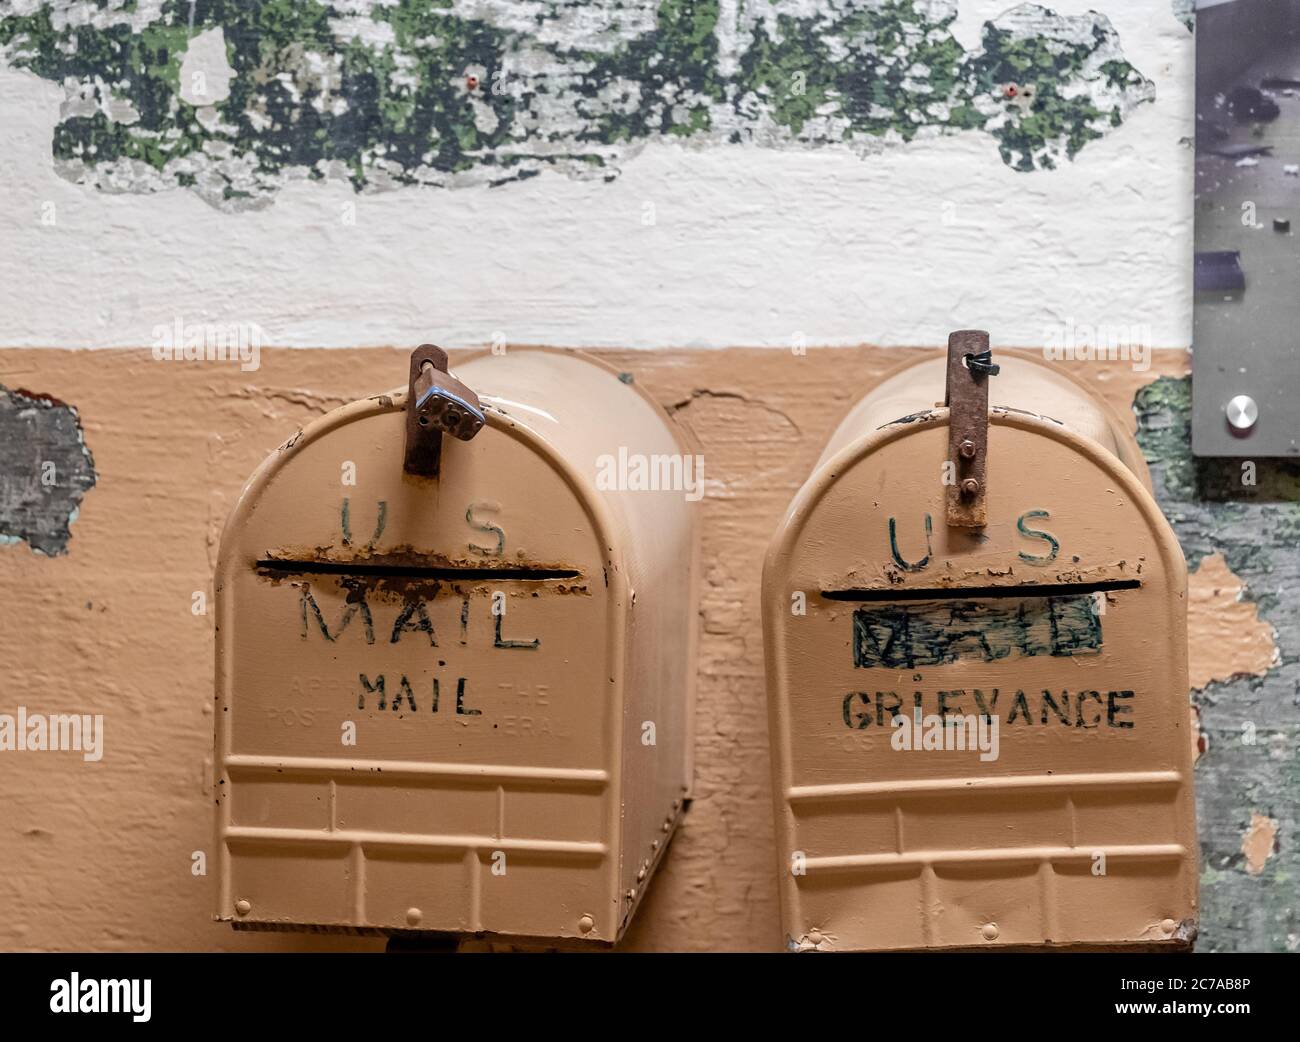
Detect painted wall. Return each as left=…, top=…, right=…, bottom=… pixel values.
left=2, top=0, right=1191, bottom=349
left=0, top=1, right=1296, bottom=952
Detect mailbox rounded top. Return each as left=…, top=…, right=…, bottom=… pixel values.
left=217, top=346, right=699, bottom=601
left=818, top=355, right=1149, bottom=489
left=765, top=402, right=1186, bottom=613
left=452, top=348, right=696, bottom=487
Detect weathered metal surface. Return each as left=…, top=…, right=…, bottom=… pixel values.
left=944, top=330, right=994, bottom=528
left=402, top=344, right=484, bottom=479
left=763, top=355, right=1197, bottom=951
left=214, top=348, right=699, bottom=945
left=412, top=364, right=484, bottom=443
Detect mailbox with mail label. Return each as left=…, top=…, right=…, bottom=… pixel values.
left=214, top=347, right=699, bottom=946
left=762, top=334, right=1197, bottom=952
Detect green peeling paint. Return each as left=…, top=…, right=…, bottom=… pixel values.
left=1137, top=376, right=1300, bottom=952
left=0, top=0, right=1154, bottom=210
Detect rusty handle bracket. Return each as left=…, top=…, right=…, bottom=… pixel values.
left=403, top=343, right=486, bottom=479
left=944, top=329, right=998, bottom=528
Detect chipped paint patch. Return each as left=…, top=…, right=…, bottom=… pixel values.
left=0, top=386, right=96, bottom=556
left=1136, top=374, right=1300, bottom=950
left=1187, top=552, right=1279, bottom=690
left=177, top=27, right=235, bottom=107
left=0, top=1, right=1154, bottom=210
left=1241, top=812, right=1278, bottom=876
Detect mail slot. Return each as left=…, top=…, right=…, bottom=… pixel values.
left=762, top=334, right=1197, bottom=952
left=214, top=347, right=699, bottom=946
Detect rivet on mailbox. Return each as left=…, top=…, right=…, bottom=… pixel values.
left=215, top=346, right=700, bottom=947
left=763, top=331, right=1197, bottom=952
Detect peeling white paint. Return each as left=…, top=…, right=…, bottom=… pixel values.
left=0, top=1, right=1194, bottom=350
left=178, top=27, right=235, bottom=107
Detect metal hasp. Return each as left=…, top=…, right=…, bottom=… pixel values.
left=944, top=329, right=999, bottom=528
left=403, top=343, right=485, bottom=478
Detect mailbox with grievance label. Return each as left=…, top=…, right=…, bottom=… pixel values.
left=763, top=333, right=1197, bottom=952
left=214, top=347, right=699, bottom=946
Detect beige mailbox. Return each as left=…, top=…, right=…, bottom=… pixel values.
left=214, top=347, right=699, bottom=946
left=763, top=333, right=1197, bottom=952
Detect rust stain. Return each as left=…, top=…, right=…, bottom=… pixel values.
left=257, top=545, right=589, bottom=599
left=1241, top=812, right=1279, bottom=876
left=1187, top=552, right=1278, bottom=690
left=837, top=562, right=1140, bottom=593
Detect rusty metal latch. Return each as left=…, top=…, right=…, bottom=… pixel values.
left=944, top=329, right=999, bottom=528
left=403, top=343, right=485, bottom=478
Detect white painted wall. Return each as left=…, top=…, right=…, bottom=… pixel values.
left=0, top=1, right=1194, bottom=350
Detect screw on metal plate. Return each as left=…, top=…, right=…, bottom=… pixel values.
left=403, top=343, right=485, bottom=478
left=945, top=329, right=998, bottom=528
left=1225, top=393, right=1258, bottom=435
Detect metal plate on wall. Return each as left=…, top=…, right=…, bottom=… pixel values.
left=1193, top=0, right=1300, bottom=457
